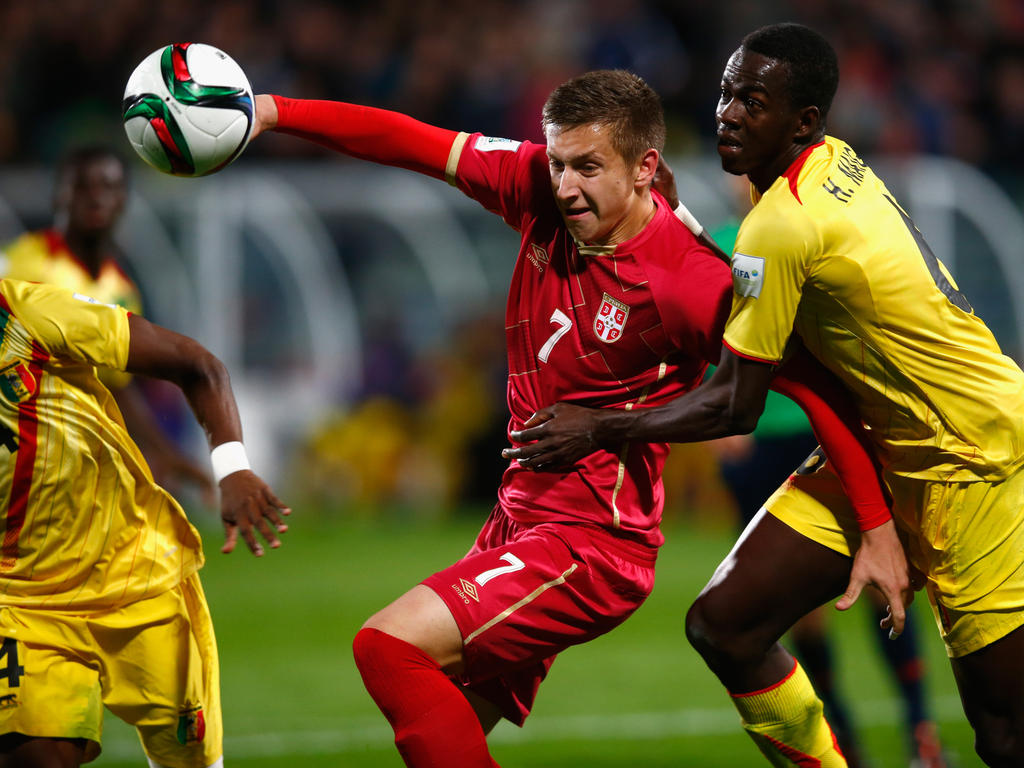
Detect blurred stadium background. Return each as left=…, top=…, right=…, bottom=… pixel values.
left=1, top=0, right=1022, bottom=765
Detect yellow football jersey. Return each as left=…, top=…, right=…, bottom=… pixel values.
left=0, top=279, right=202, bottom=610
left=0, top=230, right=142, bottom=390
left=724, top=136, right=1024, bottom=481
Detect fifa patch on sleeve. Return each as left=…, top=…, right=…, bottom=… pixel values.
left=474, top=136, right=522, bottom=153
left=72, top=292, right=119, bottom=310
left=731, top=253, right=765, bottom=298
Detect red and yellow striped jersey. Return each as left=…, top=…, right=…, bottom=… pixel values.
left=0, top=279, right=202, bottom=610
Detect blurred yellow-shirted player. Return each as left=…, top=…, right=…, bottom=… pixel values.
left=0, top=145, right=213, bottom=497
left=0, top=279, right=290, bottom=767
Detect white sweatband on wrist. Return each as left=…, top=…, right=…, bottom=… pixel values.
left=210, top=441, right=251, bottom=483
left=673, top=201, right=704, bottom=236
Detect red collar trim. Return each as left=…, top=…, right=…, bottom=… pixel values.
left=782, top=141, right=825, bottom=205
left=41, top=229, right=129, bottom=281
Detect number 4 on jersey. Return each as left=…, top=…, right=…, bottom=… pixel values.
left=0, top=638, right=24, bottom=687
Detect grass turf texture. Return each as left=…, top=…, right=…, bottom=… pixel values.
left=93, top=512, right=974, bottom=767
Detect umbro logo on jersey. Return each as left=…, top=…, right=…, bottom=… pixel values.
left=527, top=243, right=550, bottom=273
left=594, top=293, right=629, bottom=343
left=731, top=253, right=765, bottom=298
left=452, top=578, right=480, bottom=604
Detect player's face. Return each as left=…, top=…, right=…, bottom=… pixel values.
left=546, top=123, right=647, bottom=246
left=716, top=48, right=806, bottom=191
left=58, top=157, right=126, bottom=237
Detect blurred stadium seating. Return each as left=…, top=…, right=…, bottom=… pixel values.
left=0, top=0, right=1022, bottom=506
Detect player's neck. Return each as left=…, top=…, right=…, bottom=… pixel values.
left=62, top=229, right=112, bottom=277
left=598, top=192, right=656, bottom=248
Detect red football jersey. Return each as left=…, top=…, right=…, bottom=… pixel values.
left=451, top=135, right=731, bottom=548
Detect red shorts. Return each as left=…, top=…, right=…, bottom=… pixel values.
left=422, top=504, right=657, bottom=725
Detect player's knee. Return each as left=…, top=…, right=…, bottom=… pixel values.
left=685, top=594, right=759, bottom=667
left=352, top=626, right=387, bottom=677
left=685, top=597, right=720, bottom=659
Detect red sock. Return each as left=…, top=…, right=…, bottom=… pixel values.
left=353, top=627, right=500, bottom=768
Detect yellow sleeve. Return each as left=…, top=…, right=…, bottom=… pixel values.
left=1, top=279, right=131, bottom=371
left=722, top=204, right=818, bottom=362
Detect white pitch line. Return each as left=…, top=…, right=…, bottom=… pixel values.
left=98, top=694, right=966, bottom=760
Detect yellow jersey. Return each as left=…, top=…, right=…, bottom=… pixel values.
left=723, top=136, right=1024, bottom=481
left=0, top=230, right=142, bottom=390
left=0, top=279, right=202, bottom=610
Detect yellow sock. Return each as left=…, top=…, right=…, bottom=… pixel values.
left=730, top=659, right=847, bottom=767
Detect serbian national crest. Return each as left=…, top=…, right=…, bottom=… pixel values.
left=594, top=293, right=629, bottom=343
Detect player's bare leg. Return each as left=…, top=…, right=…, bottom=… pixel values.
left=0, top=735, right=88, bottom=768
left=362, top=585, right=466, bottom=671
left=354, top=585, right=500, bottom=767
left=950, top=624, right=1024, bottom=766
left=686, top=510, right=853, bottom=766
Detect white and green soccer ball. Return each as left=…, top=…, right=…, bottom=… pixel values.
left=122, top=43, right=253, bottom=177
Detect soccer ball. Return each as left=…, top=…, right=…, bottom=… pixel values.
left=122, top=43, right=253, bottom=177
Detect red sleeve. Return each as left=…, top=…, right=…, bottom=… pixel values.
left=770, top=348, right=891, bottom=531
left=272, top=96, right=458, bottom=180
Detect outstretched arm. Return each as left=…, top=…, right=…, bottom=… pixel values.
left=126, top=314, right=290, bottom=557
left=505, top=344, right=912, bottom=633
left=250, top=94, right=458, bottom=179
left=505, top=346, right=773, bottom=464
left=111, top=381, right=216, bottom=503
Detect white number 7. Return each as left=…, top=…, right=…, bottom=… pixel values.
left=537, top=308, right=572, bottom=363
left=474, top=552, right=526, bottom=586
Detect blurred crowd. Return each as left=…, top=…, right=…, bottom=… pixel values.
left=3, top=0, right=1024, bottom=513
left=1, top=0, right=1023, bottom=179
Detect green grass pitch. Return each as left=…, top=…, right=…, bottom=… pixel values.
left=92, top=512, right=975, bottom=767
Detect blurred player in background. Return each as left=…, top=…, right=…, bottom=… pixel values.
left=508, top=23, right=1024, bottom=768
left=0, top=145, right=214, bottom=498
left=0, top=279, right=290, bottom=768
left=249, top=68, right=906, bottom=767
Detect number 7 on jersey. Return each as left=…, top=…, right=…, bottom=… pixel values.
left=537, top=309, right=572, bottom=363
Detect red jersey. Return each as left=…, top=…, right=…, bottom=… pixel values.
left=271, top=97, right=891, bottom=542
left=450, top=134, right=731, bottom=548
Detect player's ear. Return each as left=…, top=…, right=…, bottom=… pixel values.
left=635, top=148, right=659, bottom=189
left=794, top=105, right=821, bottom=141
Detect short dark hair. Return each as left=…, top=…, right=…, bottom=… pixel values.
left=541, top=70, right=665, bottom=164
left=741, top=23, right=839, bottom=119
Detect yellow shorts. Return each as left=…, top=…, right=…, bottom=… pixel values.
left=765, top=455, right=1024, bottom=658
left=0, top=572, right=221, bottom=767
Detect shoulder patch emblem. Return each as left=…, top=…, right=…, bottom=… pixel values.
left=72, top=292, right=118, bottom=310
left=731, top=253, right=765, bottom=298
left=594, top=293, right=629, bottom=343
left=474, top=136, right=522, bottom=153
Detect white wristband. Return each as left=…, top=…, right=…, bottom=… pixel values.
left=673, top=201, right=704, bottom=237
left=210, top=441, right=251, bottom=483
